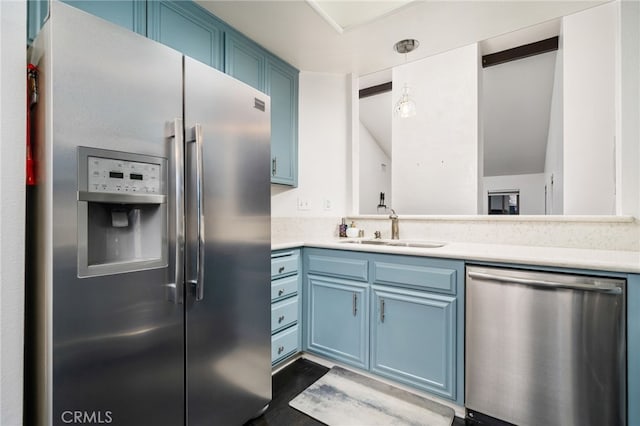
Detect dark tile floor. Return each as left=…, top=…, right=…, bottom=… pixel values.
left=245, top=357, right=466, bottom=426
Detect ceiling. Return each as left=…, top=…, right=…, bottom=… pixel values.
left=483, top=50, right=558, bottom=177
left=196, top=0, right=605, bottom=76
left=306, top=0, right=414, bottom=33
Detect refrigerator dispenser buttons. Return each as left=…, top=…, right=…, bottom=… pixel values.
left=78, top=147, right=168, bottom=278
left=88, top=156, right=161, bottom=194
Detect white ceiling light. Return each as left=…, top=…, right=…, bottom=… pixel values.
left=305, top=0, right=414, bottom=34
left=393, top=39, right=419, bottom=118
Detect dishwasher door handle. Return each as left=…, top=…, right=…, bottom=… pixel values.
left=468, top=271, right=623, bottom=295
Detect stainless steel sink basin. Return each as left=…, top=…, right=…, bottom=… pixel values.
left=339, top=239, right=446, bottom=248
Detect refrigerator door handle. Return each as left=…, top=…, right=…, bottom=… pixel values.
left=167, top=118, right=185, bottom=304
left=187, top=124, right=206, bottom=301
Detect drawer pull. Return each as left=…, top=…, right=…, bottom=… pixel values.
left=278, top=315, right=285, bottom=323
left=278, top=345, right=285, bottom=354
left=278, top=289, right=285, bottom=296
left=381, top=299, right=386, bottom=323
left=279, top=266, right=285, bottom=273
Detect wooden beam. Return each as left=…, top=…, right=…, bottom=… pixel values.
left=482, top=36, right=559, bottom=68
left=359, top=82, right=392, bottom=99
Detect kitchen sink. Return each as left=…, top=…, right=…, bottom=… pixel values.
left=339, top=239, right=446, bottom=248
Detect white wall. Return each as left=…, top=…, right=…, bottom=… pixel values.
left=618, top=0, right=640, bottom=217
left=545, top=28, right=564, bottom=215
left=0, top=1, right=26, bottom=424
left=271, top=72, right=350, bottom=217
left=392, top=43, right=479, bottom=214
left=482, top=173, right=546, bottom=215
left=563, top=2, right=617, bottom=215
left=359, top=122, right=391, bottom=214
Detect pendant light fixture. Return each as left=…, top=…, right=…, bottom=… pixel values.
left=393, top=39, right=419, bottom=118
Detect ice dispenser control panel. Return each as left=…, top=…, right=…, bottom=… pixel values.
left=78, top=147, right=168, bottom=278
left=88, top=156, right=161, bottom=194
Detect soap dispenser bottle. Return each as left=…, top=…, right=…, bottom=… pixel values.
left=339, top=218, right=347, bottom=237
left=346, top=221, right=360, bottom=238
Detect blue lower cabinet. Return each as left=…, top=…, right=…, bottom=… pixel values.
left=271, top=249, right=302, bottom=365
left=306, top=275, right=369, bottom=369
left=272, top=325, right=299, bottom=364
left=371, top=285, right=456, bottom=399
left=303, top=248, right=463, bottom=403
left=628, top=274, right=640, bottom=425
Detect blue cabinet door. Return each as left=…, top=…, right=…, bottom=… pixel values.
left=147, top=1, right=224, bottom=70
left=224, top=32, right=266, bottom=91
left=267, top=57, right=299, bottom=186
left=63, top=1, right=146, bottom=34
left=306, top=275, right=369, bottom=369
left=27, top=0, right=49, bottom=44
left=28, top=0, right=145, bottom=43
left=371, top=285, right=457, bottom=400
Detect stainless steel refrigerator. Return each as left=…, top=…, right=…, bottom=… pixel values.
left=27, top=2, right=271, bottom=425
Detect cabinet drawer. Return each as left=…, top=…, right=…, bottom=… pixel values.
left=271, top=251, right=299, bottom=279
left=272, top=325, right=298, bottom=364
left=373, top=261, right=456, bottom=294
left=272, top=274, right=298, bottom=302
left=271, top=296, right=298, bottom=333
left=307, top=254, right=368, bottom=282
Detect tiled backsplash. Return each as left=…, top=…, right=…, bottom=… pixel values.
left=272, top=216, right=640, bottom=251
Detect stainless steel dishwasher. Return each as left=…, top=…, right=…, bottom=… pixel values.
left=465, top=265, right=626, bottom=426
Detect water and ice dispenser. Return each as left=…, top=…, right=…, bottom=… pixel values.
left=77, top=147, right=168, bottom=277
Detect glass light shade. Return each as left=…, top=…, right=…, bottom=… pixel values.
left=394, top=84, right=416, bottom=118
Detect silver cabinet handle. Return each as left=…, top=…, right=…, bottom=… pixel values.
left=187, top=124, right=206, bottom=301
left=277, top=346, right=284, bottom=354
left=167, top=118, right=184, bottom=304
left=278, top=315, right=285, bottom=323
left=278, top=289, right=285, bottom=296
left=381, top=299, right=385, bottom=323
left=468, top=271, right=623, bottom=294
left=279, top=266, right=285, bottom=273
left=272, top=157, right=277, bottom=176
left=352, top=293, right=358, bottom=316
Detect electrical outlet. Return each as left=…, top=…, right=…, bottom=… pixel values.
left=297, top=198, right=310, bottom=211
left=323, top=199, right=332, bottom=211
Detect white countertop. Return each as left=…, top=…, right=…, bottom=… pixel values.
left=272, top=239, right=640, bottom=274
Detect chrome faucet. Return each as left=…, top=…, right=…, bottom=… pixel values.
left=389, top=209, right=399, bottom=240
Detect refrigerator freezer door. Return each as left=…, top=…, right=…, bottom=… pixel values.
left=184, top=56, right=272, bottom=426
left=31, top=3, right=185, bottom=425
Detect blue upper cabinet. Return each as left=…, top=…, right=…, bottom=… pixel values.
left=64, top=1, right=146, bottom=34
left=226, top=33, right=299, bottom=186
left=27, top=0, right=49, bottom=44
left=28, top=0, right=145, bottom=43
left=267, top=57, right=299, bottom=186
left=224, top=32, right=266, bottom=91
left=147, top=1, right=224, bottom=70
left=28, top=0, right=299, bottom=186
